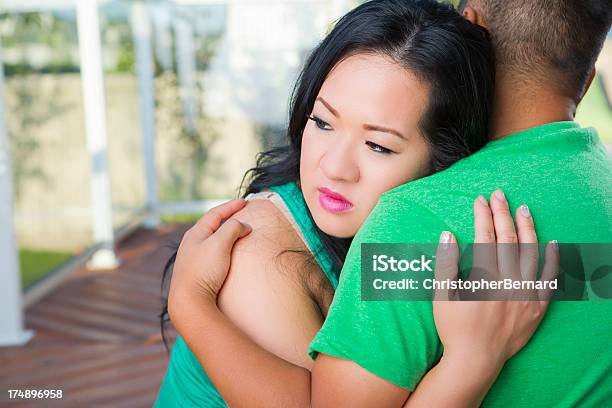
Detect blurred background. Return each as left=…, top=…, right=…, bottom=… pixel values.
left=2, top=0, right=355, bottom=284
left=0, top=0, right=610, bottom=406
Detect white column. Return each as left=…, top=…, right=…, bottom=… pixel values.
left=174, top=17, right=198, bottom=132
left=77, top=0, right=120, bottom=269
left=132, top=0, right=160, bottom=228
left=152, top=6, right=174, bottom=72
left=0, top=42, right=34, bottom=346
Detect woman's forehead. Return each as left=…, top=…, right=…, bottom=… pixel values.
left=318, top=53, right=429, bottom=127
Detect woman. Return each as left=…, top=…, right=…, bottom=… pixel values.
left=157, top=0, right=557, bottom=406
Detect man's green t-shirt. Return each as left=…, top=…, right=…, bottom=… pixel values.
left=308, top=122, right=612, bottom=407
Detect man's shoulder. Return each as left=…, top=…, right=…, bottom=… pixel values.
left=360, top=161, right=483, bottom=243
left=354, top=195, right=456, bottom=245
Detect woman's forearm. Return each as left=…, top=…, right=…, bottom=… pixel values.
left=172, top=295, right=311, bottom=408
left=176, top=296, right=502, bottom=408
left=402, top=351, right=503, bottom=408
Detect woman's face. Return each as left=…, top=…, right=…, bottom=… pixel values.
left=300, top=53, right=431, bottom=238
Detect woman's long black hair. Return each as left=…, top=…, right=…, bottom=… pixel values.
left=161, top=0, right=494, bottom=348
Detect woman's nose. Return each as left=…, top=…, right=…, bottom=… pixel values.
left=319, top=141, right=360, bottom=183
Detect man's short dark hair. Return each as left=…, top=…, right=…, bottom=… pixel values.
left=461, top=0, right=612, bottom=100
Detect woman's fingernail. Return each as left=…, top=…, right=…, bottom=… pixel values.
left=519, top=204, right=531, bottom=218
left=495, top=189, right=506, bottom=203
left=477, top=195, right=488, bottom=206
left=440, top=231, right=452, bottom=249
left=551, top=240, right=559, bottom=251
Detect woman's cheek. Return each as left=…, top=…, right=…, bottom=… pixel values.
left=369, top=158, right=413, bottom=196
left=300, top=130, right=316, bottom=170
left=300, top=130, right=324, bottom=196
left=304, top=132, right=329, bottom=171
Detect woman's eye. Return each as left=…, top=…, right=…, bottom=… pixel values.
left=308, top=115, right=332, bottom=131
left=366, top=141, right=394, bottom=155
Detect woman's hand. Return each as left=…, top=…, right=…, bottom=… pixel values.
left=168, top=199, right=252, bottom=321
left=433, top=190, right=559, bottom=379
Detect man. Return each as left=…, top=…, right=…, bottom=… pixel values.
left=309, top=0, right=612, bottom=406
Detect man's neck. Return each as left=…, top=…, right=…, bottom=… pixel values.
left=489, top=74, right=577, bottom=140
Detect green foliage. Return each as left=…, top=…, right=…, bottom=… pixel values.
left=156, top=31, right=223, bottom=202
left=102, top=18, right=136, bottom=74
left=116, top=44, right=135, bottom=73
left=0, top=11, right=136, bottom=75
left=0, top=12, right=79, bottom=76
left=155, top=71, right=221, bottom=201
left=195, top=33, right=223, bottom=72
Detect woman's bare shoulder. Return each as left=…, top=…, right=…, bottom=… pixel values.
left=218, top=198, right=325, bottom=369
left=231, top=197, right=302, bottom=249
left=221, top=196, right=311, bottom=293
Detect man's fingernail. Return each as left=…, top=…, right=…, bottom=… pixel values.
left=477, top=195, right=488, bottom=206
left=495, top=189, right=506, bottom=203
left=551, top=240, right=559, bottom=251
left=519, top=204, right=531, bottom=218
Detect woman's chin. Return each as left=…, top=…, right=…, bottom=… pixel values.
left=311, top=211, right=358, bottom=238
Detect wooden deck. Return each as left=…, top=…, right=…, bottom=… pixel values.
left=0, top=224, right=189, bottom=407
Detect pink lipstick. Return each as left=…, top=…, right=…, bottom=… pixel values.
left=318, top=187, right=353, bottom=213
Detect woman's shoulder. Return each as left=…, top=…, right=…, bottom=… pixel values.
left=231, top=195, right=305, bottom=252
left=218, top=198, right=327, bottom=369
left=222, top=196, right=316, bottom=300
left=229, top=193, right=334, bottom=306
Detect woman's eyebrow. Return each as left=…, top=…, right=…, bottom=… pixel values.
left=363, top=124, right=407, bottom=140
left=316, top=96, right=340, bottom=117
left=317, top=96, right=406, bottom=140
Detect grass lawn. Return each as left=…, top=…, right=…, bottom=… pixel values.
left=17, top=213, right=202, bottom=290
left=19, top=249, right=73, bottom=289
left=576, top=74, right=612, bottom=144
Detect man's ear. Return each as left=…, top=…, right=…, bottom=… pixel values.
left=462, top=6, right=487, bottom=29
left=462, top=6, right=477, bottom=24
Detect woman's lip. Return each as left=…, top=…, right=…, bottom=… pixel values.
left=318, top=187, right=352, bottom=204
left=317, top=187, right=353, bottom=213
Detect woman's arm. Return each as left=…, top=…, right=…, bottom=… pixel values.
left=174, top=296, right=312, bottom=407
left=169, top=193, right=558, bottom=407
left=169, top=198, right=322, bottom=406
left=172, top=242, right=499, bottom=408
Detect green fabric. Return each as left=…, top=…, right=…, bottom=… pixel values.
left=308, top=122, right=612, bottom=407
left=155, top=336, right=227, bottom=408
left=269, top=182, right=339, bottom=288
left=154, top=181, right=337, bottom=407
